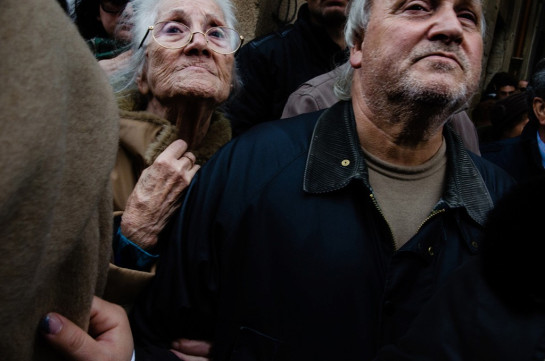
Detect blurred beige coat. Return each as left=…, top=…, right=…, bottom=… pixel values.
left=0, top=1, right=119, bottom=360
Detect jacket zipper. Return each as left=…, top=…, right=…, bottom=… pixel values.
left=416, top=208, right=446, bottom=233
left=370, top=193, right=447, bottom=252
left=369, top=193, right=397, bottom=251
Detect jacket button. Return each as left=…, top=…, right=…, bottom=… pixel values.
left=383, top=301, right=395, bottom=316
left=471, top=241, right=479, bottom=249
left=341, top=159, right=350, bottom=167
left=428, top=246, right=434, bottom=256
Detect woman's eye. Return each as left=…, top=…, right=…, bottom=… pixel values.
left=162, top=23, right=187, bottom=34
left=165, top=26, right=181, bottom=33
left=208, top=28, right=226, bottom=39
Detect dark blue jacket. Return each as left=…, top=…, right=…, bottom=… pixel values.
left=376, top=175, right=545, bottom=360
left=225, top=4, right=348, bottom=137
left=132, top=101, right=515, bottom=361
left=480, top=120, right=545, bottom=182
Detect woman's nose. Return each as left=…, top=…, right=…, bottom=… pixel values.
left=183, top=31, right=210, bottom=55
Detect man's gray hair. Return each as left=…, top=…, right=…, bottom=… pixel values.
left=334, top=0, right=486, bottom=101
left=111, top=0, right=238, bottom=94
left=334, top=0, right=373, bottom=100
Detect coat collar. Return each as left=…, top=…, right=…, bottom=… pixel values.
left=303, top=101, right=494, bottom=226
left=117, top=90, right=232, bottom=166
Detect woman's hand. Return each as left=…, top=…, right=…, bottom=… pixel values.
left=40, top=296, right=134, bottom=361
left=121, top=139, right=200, bottom=249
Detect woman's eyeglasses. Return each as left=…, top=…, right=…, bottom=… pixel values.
left=138, top=21, right=244, bottom=55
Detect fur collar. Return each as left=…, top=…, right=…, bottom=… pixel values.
left=117, top=91, right=232, bottom=166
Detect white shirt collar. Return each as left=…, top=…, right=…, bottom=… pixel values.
left=537, top=130, right=545, bottom=169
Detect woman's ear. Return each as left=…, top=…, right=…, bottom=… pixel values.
left=137, top=69, right=150, bottom=95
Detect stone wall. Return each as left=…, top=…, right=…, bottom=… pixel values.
left=232, top=0, right=299, bottom=42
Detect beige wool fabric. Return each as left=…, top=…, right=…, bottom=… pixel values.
left=0, top=1, right=119, bottom=360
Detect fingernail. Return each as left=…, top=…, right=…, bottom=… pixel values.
left=171, top=341, right=179, bottom=349
left=39, top=314, right=63, bottom=335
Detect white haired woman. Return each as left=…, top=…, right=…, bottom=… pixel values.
left=105, top=0, right=242, bottom=306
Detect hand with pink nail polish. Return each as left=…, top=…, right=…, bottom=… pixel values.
left=40, top=296, right=134, bottom=361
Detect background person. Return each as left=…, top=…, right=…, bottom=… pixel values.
left=0, top=0, right=119, bottom=359
left=73, top=0, right=133, bottom=60
left=472, top=71, right=520, bottom=131
left=480, top=58, right=545, bottom=182
left=479, top=91, right=529, bottom=143
left=224, top=0, right=350, bottom=136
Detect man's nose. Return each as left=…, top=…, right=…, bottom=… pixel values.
left=427, top=6, right=464, bottom=45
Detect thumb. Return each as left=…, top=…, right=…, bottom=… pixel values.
left=40, top=312, right=97, bottom=361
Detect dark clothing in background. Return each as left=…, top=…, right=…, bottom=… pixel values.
left=131, top=101, right=514, bottom=361
left=376, top=176, right=545, bottom=361
left=480, top=120, right=545, bottom=182
left=375, top=258, right=545, bottom=361
left=225, top=4, right=348, bottom=137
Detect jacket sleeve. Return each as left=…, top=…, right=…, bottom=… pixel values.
left=129, top=152, right=232, bottom=360
left=281, top=83, right=322, bottom=119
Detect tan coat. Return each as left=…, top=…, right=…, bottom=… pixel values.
left=104, top=93, right=232, bottom=306
left=0, top=1, right=119, bottom=360
left=111, top=94, right=232, bottom=211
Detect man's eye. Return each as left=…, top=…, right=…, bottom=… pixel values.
left=458, top=11, right=478, bottom=25
left=407, top=5, right=427, bottom=11
left=404, top=1, right=430, bottom=12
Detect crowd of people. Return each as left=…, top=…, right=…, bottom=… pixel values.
left=2, top=0, right=545, bottom=360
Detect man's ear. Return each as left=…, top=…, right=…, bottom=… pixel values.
left=349, top=32, right=364, bottom=69
left=533, top=97, right=545, bottom=126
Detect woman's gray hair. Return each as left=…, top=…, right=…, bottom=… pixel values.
left=111, top=0, right=239, bottom=95
left=334, top=0, right=486, bottom=101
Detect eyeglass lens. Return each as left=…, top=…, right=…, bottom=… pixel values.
left=153, top=21, right=241, bottom=54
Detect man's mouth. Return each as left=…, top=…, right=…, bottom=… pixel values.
left=415, top=52, right=463, bottom=70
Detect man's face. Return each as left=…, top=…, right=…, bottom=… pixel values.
left=497, top=85, right=516, bottom=100
left=98, top=0, right=129, bottom=38
left=351, top=0, right=484, bottom=110
left=306, top=0, right=350, bottom=25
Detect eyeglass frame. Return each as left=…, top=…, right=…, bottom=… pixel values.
left=137, top=21, right=244, bottom=55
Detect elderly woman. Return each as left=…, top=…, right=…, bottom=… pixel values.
left=105, top=0, right=242, bottom=305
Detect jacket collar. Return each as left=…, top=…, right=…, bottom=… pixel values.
left=304, top=101, right=494, bottom=226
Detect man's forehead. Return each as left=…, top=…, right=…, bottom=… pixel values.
left=380, top=0, right=482, bottom=9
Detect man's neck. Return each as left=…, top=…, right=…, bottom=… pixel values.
left=356, top=115, right=445, bottom=167
left=351, top=96, right=447, bottom=166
